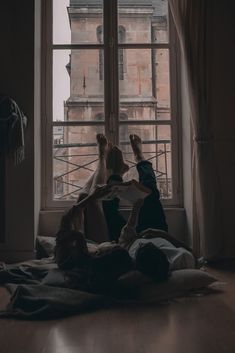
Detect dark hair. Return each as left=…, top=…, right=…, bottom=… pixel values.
left=89, top=247, right=133, bottom=292
left=135, top=242, right=169, bottom=282
left=59, top=212, right=73, bottom=232
left=55, top=229, right=90, bottom=270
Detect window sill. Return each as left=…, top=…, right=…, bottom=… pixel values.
left=39, top=207, right=186, bottom=243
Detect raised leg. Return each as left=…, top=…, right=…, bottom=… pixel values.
left=81, top=134, right=110, bottom=242
left=78, top=133, right=108, bottom=200
left=102, top=145, right=129, bottom=242
left=129, top=134, right=168, bottom=233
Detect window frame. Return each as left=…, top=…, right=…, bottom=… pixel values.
left=41, top=0, right=182, bottom=210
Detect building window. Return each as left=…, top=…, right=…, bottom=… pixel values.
left=97, top=25, right=126, bottom=80
left=118, top=26, right=126, bottom=80
left=97, top=25, right=104, bottom=80
left=42, top=0, right=181, bottom=208
left=53, top=176, right=64, bottom=196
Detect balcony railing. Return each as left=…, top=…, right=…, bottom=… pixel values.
left=53, top=139, right=172, bottom=201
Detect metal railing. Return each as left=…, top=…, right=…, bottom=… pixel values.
left=53, top=140, right=172, bottom=200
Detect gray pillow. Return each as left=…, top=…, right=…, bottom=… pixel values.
left=37, top=236, right=56, bottom=258
left=118, top=269, right=217, bottom=302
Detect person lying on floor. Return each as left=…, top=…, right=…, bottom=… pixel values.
left=118, top=199, right=196, bottom=271
left=102, top=133, right=168, bottom=242
left=93, top=132, right=195, bottom=271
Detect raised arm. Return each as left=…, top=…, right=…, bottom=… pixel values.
left=119, top=199, right=143, bottom=248
left=126, top=199, right=144, bottom=228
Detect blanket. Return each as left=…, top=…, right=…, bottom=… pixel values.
left=2, top=284, right=106, bottom=320
left=0, top=258, right=218, bottom=320
left=0, top=258, right=123, bottom=320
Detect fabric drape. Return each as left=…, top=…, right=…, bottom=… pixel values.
left=0, top=95, right=27, bottom=165
left=169, top=0, right=222, bottom=258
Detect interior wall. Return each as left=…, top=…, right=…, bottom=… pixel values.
left=0, top=1, right=36, bottom=262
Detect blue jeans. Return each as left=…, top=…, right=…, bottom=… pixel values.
left=102, top=160, right=168, bottom=241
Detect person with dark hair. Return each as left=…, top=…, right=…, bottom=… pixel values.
left=54, top=135, right=134, bottom=293
left=135, top=242, right=169, bottom=282
left=118, top=196, right=195, bottom=273
left=55, top=228, right=90, bottom=271
left=102, top=134, right=168, bottom=242
left=88, top=246, right=133, bottom=293
left=55, top=133, right=114, bottom=270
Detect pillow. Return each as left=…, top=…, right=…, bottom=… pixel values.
left=36, top=236, right=96, bottom=259
left=118, top=270, right=152, bottom=288
left=118, top=269, right=217, bottom=302
left=42, top=269, right=68, bottom=287
left=36, top=236, right=56, bottom=258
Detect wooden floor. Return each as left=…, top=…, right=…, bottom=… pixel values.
left=0, top=262, right=235, bottom=353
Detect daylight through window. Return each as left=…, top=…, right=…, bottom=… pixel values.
left=43, top=0, right=181, bottom=207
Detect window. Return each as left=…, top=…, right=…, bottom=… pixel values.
left=118, top=25, right=126, bottom=80
left=97, top=25, right=126, bottom=80
left=53, top=176, right=64, bottom=196
left=97, top=26, right=104, bottom=80
left=42, top=0, right=181, bottom=208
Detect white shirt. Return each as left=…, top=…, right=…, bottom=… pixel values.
left=129, top=237, right=195, bottom=271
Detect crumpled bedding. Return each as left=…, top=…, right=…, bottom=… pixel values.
left=0, top=258, right=218, bottom=320
left=2, top=284, right=106, bottom=320
left=0, top=258, right=125, bottom=319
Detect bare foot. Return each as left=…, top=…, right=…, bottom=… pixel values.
left=129, top=134, right=144, bottom=162
left=96, top=133, right=108, bottom=159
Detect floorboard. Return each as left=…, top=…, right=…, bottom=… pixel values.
left=0, top=264, right=235, bottom=353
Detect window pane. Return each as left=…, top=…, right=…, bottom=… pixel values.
left=53, top=50, right=70, bottom=121
left=119, top=124, right=172, bottom=199
left=155, top=49, right=171, bottom=112
left=53, top=49, right=104, bottom=121
left=53, top=125, right=104, bottom=200
left=119, top=48, right=171, bottom=122
left=53, top=0, right=103, bottom=44
left=118, top=0, right=169, bottom=44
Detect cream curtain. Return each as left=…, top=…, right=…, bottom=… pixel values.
left=169, top=0, right=223, bottom=258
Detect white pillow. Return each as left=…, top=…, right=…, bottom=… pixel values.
left=118, top=269, right=217, bottom=302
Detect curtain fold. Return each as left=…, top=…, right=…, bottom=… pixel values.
left=169, top=0, right=223, bottom=258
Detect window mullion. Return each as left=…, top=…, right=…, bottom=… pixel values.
left=104, top=0, right=119, bottom=145
left=168, top=5, right=182, bottom=205
left=42, top=0, right=53, bottom=209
